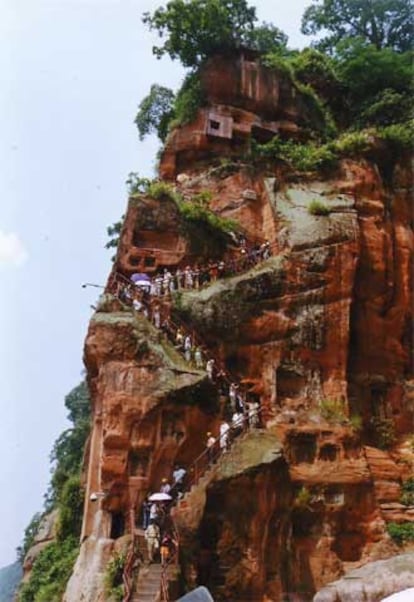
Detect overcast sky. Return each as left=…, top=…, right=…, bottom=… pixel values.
left=0, top=0, right=310, bottom=567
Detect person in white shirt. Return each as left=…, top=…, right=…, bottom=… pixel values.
left=206, top=358, right=215, bottom=381
left=160, top=478, right=171, bottom=494
left=219, top=421, right=230, bottom=452
left=231, top=411, right=244, bottom=436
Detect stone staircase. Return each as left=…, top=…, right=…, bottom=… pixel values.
left=172, top=432, right=251, bottom=532
left=111, top=264, right=264, bottom=600
left=131, top=563, right=163, bottom=602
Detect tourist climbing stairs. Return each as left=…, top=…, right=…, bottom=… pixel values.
left=110, top=250, right=267, bottom=600
left=172, top=430, right=253, bottom=528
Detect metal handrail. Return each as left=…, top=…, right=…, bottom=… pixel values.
left=160, top=517, right=180, bottom=601
left=107, top=272, right=236, bottom=386
left=122, top=532, right=136, bottom=602
left=115, top=240, right=278, bottom=291
left=177, top=406, right=264, bottom=494
left=105, top=245, right=273, bottom=601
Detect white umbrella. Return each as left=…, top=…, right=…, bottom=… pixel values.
left=134, top=278, right=151, bottom=286
left=148, top=492, right=172, bottom=502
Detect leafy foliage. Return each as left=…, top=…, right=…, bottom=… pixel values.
left=330, top=130, right=372, bottom=156
left=349, top=414, right=362, bottom=431
left=46, top=382, right=91, bottom=505
left=105, top=219, right=123, bottom=259
left=243, top=21, right=288, bottom=54
left=294, top=486, right=313, bottom=509
left=334, top=40, right=413, bottom=123
left=143, top=0, right=257, bottom=67
left=177, top=191, right=238, bottom=256
left=148, top=180, right=181, bottom=203
left=320, top=398, right=347, bottom=421
left=387, top=522, right=414, bottom=545
left=359, top=88, right=412, bottom=127
left=18, top=383, right=90, bottom=600
left=171, top=71, right=206, bottom=127
left=251, top=136, right=337, bottom=171
left=19, top=537, right=79, bottom=602
left=308, top=199, right=331, bottom=216
left=370, top=416, right=396, bottom=449
left=377, top=120, right=414, bottom=154
left=135, top=84, right=175, bottom=142
left=400, top=478, right=414, bottom=506
left=56, top=476, right=84, bottom=541
left=290, top=48, right=339, bottom=96
left=126, top=172, right=151, bottom=196
left=17, top=513, right=43, bottom=563
left=104, top=552, right=126, bottom=602
left=301, top=0, right=414, bottom=53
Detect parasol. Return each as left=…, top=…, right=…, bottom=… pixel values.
left=131, top=273, right=151, bottom=289
left=148, top=492, right=172, bottom=502
left=131, top=273, right=150, bottom=283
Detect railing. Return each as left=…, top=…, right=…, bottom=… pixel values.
left=107, top=272, right=236, bottom=387
left=115, top=239, right=279, bottom=294
left=175, top=406, right=264, bottom=497
left=122, top=532, right=136, bottom=602
left=105, top=244, right=273, bottom=601
left=160, top=518, right=180, bottom=602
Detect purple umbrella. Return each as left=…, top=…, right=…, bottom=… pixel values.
left=131, top=273, right=150, bottom=283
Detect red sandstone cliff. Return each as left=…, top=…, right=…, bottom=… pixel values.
left=65, top=54, right=413, bottom=602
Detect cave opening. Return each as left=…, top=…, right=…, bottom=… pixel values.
left=129, top=450, right=149, bottom=476
left=319, top=443, right=338, bottom=462
left=332, top=531, right=364, bottom=562
left=110, top=512, right=125, bottom=539
left=287, top=432, right=317, bottom=464
left=276, top=365, right=306, bottom=405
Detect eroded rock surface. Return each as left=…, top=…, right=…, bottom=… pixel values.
left=70, top=53, right=413, bottom=602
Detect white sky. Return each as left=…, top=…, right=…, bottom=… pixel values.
left=0, top=0, right=310, bottom=567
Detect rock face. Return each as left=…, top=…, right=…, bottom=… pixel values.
left=72, top=53, right=413, bottom=601
left=314, top=553, right=414, bottom=602
left=160, top=51, right=326, bottom=180
left=21, top=509, right=58, bottom=584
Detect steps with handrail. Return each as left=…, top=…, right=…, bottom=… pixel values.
left=112, top=244, right=274, bottom=601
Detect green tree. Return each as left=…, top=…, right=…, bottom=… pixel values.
left=290, top=48, right=340, bottom=98
left=334, top=39, right=413, bottom=122
left=105, top=218, right=124, bottom=255
left=19, top=538, right=79, bottom=602
left=243, top=21, right=288, bottom=54
left=46, top=382, right=90, bottom=505
left=302, top=0, right=414, bottom=53
left=134, top=84, right=175, bottom=141
left=142, top=0, right=257, bottom=67
left=56, top=476, right=84, bottom=541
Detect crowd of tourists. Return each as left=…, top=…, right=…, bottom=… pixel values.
left=141, top=466, right=187, bottom=565
left=112, top=238, right=267, bottom=566
left=114, top=239, right=272, bottom=303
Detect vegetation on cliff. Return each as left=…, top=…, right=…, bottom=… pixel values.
left=18, top=383, right=90, bottom=602
left=135, top=0, right=412, bottom=179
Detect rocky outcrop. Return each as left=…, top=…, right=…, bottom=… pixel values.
left=160, top=51, right=326, bottom=179
left=81, top=306, right=215, bottom=542
left=21, top=509, right=58, bottom=584
left=313, top=553, right=414, bottom=602
left=70, top=52, right=412, bottom=602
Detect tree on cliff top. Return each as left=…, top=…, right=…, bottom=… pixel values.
left=143, top=0, right=256, bottom=67
left=302, top=0, right=414, bottom=53
left=143, top=0, right=287, bottom=67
